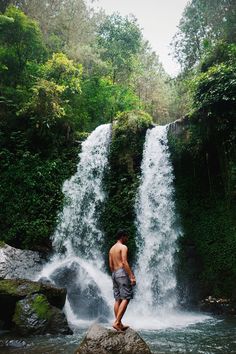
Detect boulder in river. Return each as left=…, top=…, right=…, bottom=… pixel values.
left=13, top=294, right=72, bottom=335
left=0, top=243, right=45, bottom=280
left=0, top=278, right=71, bottom=335
left=74, top=323, right=152, bottom=354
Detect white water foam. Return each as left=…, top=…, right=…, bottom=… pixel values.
left=125, top=125, right=211, bottom=329
left=37, top=123, right=211, bottom=330
left=36, top=124, right=113, bottom=322
left=52, top=123, right=112, bottom=258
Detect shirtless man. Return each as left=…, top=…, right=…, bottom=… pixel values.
left=109, top=229, right=136, bottom=331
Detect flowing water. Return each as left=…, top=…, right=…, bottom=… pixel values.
left=130, top=125, right=180, bottom=315
left=2, top=124, right=236, bottom=353
left=36, top=123, right=113, bottom=321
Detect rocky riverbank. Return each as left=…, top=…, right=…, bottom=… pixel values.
left=0, top=278, right=72, bottom=335
left=199, top=296, right=236, bottom=315
left=0, top=243, right=72, bottom=336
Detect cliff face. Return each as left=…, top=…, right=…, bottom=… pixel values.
left=101, top=110, right=153, bottom=267
left=168, top=116, right=236, bottom=304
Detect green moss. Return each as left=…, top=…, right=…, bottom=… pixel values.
left=114, top=110, right=153, bottom=133
left=13, top=294, right=52, bottom=326
left=13, top=301, right=23, bottom=325
left=0, top=279, right=40, bottom=296
left=0, top=241, right=5, bottom=248
left=32, top=294, right=52, bottom=320
left=168, top=118, right=236, bottom=301
left=101, top=110, right=153, bottom=267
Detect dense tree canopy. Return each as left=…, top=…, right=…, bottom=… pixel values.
left=0, top=6, right=46, bottom=85
left=172, top=0, right=236, bottom=70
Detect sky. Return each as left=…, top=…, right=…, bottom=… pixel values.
left=94, top=0, right=189, bottom=76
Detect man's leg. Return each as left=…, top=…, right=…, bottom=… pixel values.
left=114, top=299, right=129, bottom=330
left=114, top=299, right=121, bottom=318
left=114, top=299, right=129, bottom=326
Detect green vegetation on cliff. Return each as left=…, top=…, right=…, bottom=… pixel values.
left=169, top=11, right=236, bottom=300
left=102, top=111, right=153, bottom=265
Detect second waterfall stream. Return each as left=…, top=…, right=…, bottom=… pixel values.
left=37, top=123, right=208, bottom=329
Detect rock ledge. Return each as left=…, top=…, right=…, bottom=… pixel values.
left=75, top=323, right=152, bottom=354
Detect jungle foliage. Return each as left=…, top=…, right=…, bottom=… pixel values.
left=169, top=0, right=236, bottom=300
left=0, top=3, right=172, bottom=250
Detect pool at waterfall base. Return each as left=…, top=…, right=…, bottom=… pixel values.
left=1, top=313, right=236, bottom=354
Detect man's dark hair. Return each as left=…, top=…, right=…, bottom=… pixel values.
left=116, top=229, right=128, bottom=240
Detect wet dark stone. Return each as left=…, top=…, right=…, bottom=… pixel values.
left=13, top=294, right=72, bottom=335
left=50, top=262, right=111, bottom=320
left=5, top=339, right=27, bottom=348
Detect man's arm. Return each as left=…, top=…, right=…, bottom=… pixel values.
left=109, top=251, right=114, bottom=272
left=121, top=245, right=136, bottom=285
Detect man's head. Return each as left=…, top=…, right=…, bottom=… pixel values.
left=116, top=229, right=128, bottom=244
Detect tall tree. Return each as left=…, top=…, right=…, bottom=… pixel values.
left=97, top=13, right=142, bottom=84
left=0, top=6, right=46, bottom=86
left=172, top=0, right=236, bottom=70
left=130, top=41, right=172, bottom=123
left=9, top=0, right=97, bottom=54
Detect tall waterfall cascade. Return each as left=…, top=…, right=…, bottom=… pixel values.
left=37, top=124, right=113, bottom=322
left=132, top=125, right=180, bottom=313
left=52, top=123, right=111, bottom=258
left=37, top=123, right=209, bottom=329
left=126, top=125, right=208, bottom=328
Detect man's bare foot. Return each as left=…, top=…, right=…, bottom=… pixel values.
left=112, top=322, right=123, bottom=332
left=120, top=323, right=129, bottom=330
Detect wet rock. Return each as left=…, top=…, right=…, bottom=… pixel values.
left=74, top=324, right=152, bottom=354
left=50, top=262, right=111, bottom=319
left=0, top=278, right=67, bottom=331
left=5, top=339, right=27, bottom=348
left=13, top=294, right=48, bottom=335
left=13, top=294, right=72, bottom=335
left=168, top=116, right=191, bottom=138
left=0, top=278, right=66, bottom=308
left=47, top=305, right=73, bottom=335
left=199, top=296, right=236, bottom=315
left=0, top=243, right=45, bottom=280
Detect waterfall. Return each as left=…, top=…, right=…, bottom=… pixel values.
left=36, top=124, right=113, bottom=323
left=37, top=123, right=209, bottom=330
left=52, top=123, right=111, bottom=258
left=133, top=125, right=180, bottom=312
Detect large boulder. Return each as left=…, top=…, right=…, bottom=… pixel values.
left=0, top=278, right=69, bottom=334
left=74, top=324, right=152, bottom=354
left=0, top=243, right=45, bottom=280
left=13, top=294, right=72, bottom=335
left=49, top=261, right=111, bottom=319
left=0, top=278, right=66, bottom=308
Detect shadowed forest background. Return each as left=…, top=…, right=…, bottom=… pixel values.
left=0, top=0, right=235, bottom=303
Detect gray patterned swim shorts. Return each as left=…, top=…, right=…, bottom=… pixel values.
left=112, top=268, right=133, bottom=300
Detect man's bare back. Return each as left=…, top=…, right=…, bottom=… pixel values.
left=109, top=243, right=127, bottom=271
left=109, top=242, right=135, bottom=283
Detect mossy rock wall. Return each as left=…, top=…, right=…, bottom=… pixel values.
left=168, top=118, right=236, bottom=304
left=101, top=110, right=153, bottom=266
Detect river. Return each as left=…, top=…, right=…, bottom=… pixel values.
left=1, top=315, right=236, bottom=353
